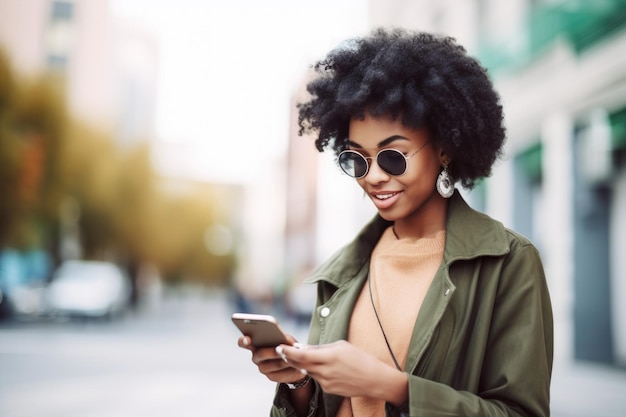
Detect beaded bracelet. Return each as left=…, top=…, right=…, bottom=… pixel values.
left=286, top=375, right=311, bottom=390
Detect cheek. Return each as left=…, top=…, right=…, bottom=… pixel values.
left=410, top=154, right=441, bottom=182
left=406, top=163, right=433, bottom=181
left=401, top=174, right=432, bottom=192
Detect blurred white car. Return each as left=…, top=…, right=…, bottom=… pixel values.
left=8, top=282, right=48, bottom=317
left=46, top=260, right=132, bottom=319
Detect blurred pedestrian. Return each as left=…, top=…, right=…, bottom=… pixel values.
left=238, top=27, right=553, bottom=417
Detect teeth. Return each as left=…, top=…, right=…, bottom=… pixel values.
left=375, top=193, right=396, bottom=200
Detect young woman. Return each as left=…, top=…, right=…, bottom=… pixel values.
left=238, top=28, right=553, bottom=417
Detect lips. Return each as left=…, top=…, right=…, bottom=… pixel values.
left=369, top=191, right=402, bottom=210
left=374, top=192, right=398, bottom=200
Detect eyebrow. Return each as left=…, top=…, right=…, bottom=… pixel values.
left=347, top=135, right=410, bottom=149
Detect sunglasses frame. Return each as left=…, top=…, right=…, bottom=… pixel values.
left=337, top=141, right=430, bottom=179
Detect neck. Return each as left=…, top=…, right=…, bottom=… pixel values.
left=392, top=194, right=449, bottom=240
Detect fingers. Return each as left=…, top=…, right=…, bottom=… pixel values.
left=279, top=341, right=322, bottom=358
left=276, top=344, right=310, bottom=376
left=238, top=335, right=308, bottom=384
left=238, top=336, right=286, bottom=367
left=256, top=347, right=307, bottom=384
left=275, top=345, right=289, bottom=363
left=277, top=342, right=323, bottom=375
left=277, top=340, right=351, bottom=373
left=237, top=336, right=253, bottom=350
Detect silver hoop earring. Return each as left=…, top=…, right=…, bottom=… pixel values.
left=436, top=166, right=454, bottom=198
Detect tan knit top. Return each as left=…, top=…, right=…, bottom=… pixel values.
left=337, top=226, right=446, bottom=417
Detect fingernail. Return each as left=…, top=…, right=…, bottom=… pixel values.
left=300, top=368, right=308, bottom=375
left=276, top=346, right=288, bottom=363
left=293, top=342, right=304, bottom=350
left=242, top=337, right=250, bottom=346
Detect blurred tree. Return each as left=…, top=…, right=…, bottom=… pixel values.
left=147, top=186, right=236, bottom=285
left=115, top=142, right=158, bottom=261
left=0, top=51, right=67, bottom=251
left=60, top=121, right=122, bottom=257
left=0, top=52, right=20, bottom=248
left=0, top=49, right=237, bottom=287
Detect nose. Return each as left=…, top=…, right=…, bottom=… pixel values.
left=363, top=157, right=390, bottom=184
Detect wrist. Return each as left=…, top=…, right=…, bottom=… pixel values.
left=285, top=375, right=311, bottom=390
left=386, top=371, right=408, bottom=406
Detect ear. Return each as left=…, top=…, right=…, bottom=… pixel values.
left=439, top=148, right=451, bottom=167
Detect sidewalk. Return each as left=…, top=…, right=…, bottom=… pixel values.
left=165, top=292, right=626, bottom=416
left=550, top=360, right=626, bottom=417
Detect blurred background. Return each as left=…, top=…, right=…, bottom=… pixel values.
left=0, top=0, right=625, bottom=416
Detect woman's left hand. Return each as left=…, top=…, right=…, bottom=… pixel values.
left=277, top=340, right=408, bottom=405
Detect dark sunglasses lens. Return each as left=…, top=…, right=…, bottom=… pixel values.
left=378, top=149, right=407, bottom=176
left=339, top=152, right=368, bottom=178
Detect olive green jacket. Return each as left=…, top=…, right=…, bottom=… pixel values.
left=272, top=191, right=553, bottom=416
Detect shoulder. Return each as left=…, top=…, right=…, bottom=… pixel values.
left=446, top=192, right=543, bottom=267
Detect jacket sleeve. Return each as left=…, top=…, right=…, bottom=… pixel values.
left=270, top=382, right=323, bottom=417
left=270, top=284, right=327, bottom=417
left=390, top=243, right=553, bottom=417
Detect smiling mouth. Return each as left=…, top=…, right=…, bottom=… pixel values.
left=373, top=192, right=399, bottom=200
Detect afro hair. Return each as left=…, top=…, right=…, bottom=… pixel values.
left=297, top=27, right=506, bottom=189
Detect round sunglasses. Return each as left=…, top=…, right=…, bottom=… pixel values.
left=337, top=141, right=430, bottom=178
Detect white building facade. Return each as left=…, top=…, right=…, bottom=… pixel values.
left=357, top=0, right=626, bottom=368
left=0, top=0, right=159, bottom=145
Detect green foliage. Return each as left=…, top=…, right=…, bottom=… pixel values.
left=0, top=53, right=67, bottom=249
left=0, top=50, right=237, bottom=286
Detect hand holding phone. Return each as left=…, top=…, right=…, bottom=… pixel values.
left=232, top=313, right=290, bottom=348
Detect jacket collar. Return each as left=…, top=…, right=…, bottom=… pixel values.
left=305, top=190, right=510, bottom=287
left=443, top=190, right=510, bottom=264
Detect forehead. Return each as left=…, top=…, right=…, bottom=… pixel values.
left=348, top=114, right=429, bottom=147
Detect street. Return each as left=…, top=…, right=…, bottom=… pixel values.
left=0, top=290, right=302, bottom=417
left=1, top=290, right=625, bottom=417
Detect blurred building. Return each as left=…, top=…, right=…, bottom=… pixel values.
left=0, top=0, right=159, bottom=145
left=285, top=0, right=626, bottom=373
left=477, top=0, right=626, bottom=369
left=370, top=0, right=626, bottom=369
left=284, top=82, right=319, bottom=281
left=286, top=75, right=376, bottom=275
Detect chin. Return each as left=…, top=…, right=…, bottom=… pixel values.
left=376, top=209, right=400, bottom=222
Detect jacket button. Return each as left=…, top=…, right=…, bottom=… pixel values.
left=444, top=288, right=450, bottom=296
left=320, top=307, right=330, bottom=318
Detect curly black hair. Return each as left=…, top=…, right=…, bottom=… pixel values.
left=297, top=27, right=506, bottom=189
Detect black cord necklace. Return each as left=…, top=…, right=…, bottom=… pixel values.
left=367, top=274, right=402, bottom=371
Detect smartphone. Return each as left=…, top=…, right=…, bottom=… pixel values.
left=232, top=313, right=290, bottom=348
